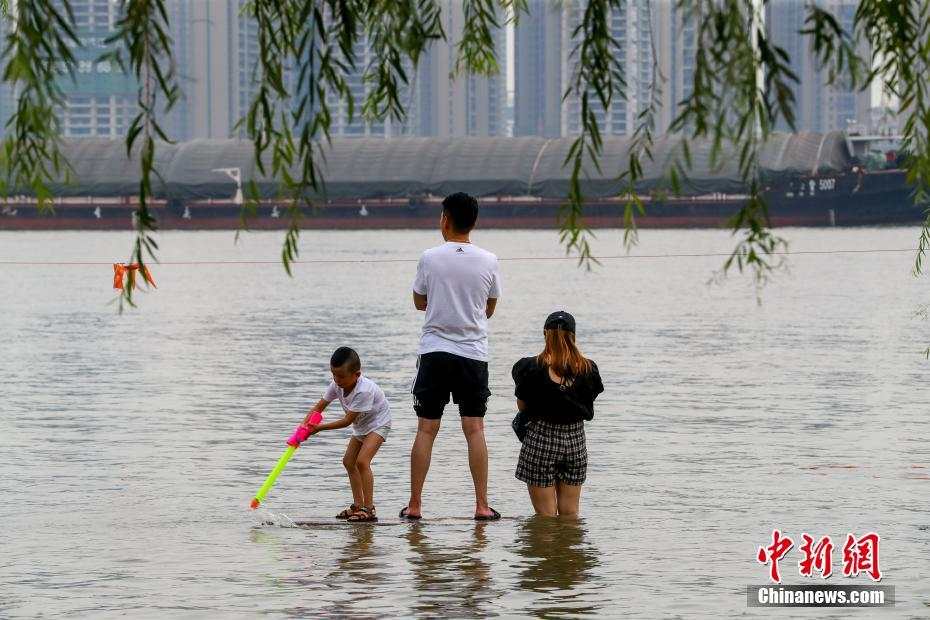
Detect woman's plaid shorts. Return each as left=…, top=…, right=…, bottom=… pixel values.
left=515, top=419, right=587, bottom=487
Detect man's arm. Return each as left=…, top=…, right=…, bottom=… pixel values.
left=413, top=252, right=428, bottom=310
left=487, top=257, right=501, bottom=318
left=516, top=398, right=526, bottom=412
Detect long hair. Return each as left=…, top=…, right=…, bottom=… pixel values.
left=537, top=329, right=591, bottom=378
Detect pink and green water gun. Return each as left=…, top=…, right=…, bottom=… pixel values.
left=249, top=411, right=323, bottom=510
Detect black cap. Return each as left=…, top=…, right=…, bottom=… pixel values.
left=544, top=310, right=575, bottom=333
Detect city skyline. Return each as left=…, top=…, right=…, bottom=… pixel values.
left=0, top=0, right=887, bottom=142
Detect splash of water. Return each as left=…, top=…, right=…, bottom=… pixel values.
left=255, top=508, right=297, bottom=528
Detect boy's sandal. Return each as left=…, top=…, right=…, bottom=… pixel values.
left=347, top=506, right=377, bottom=522
left=336, top=504, right=360, bottom=519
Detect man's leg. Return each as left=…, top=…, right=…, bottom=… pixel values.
left=406, top=353, right=448, bottom=518
left=460, top=415, right=493, bottom=517
left=453, top=354, right=494, bottom=518
left=407, top=417, right=440, bottom=517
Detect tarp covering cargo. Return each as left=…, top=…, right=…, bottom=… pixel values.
left=41, top=132, right=852, bottom=201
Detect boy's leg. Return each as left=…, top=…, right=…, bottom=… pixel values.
left=343, top=438, right=364, bottom=506
left=460, top=416, right=492, bottom=517
left=407, top=417, right=440, bottom=517
left=354, top=432, right=385, bottom=507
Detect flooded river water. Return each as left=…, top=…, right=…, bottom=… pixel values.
left=1, top=228, right=928, bottom=618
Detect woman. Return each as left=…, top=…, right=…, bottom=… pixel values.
left=513, top=311, right=604, bottom=516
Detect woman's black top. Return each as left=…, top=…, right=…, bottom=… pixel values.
left=512, top=356, right=604, bottom=424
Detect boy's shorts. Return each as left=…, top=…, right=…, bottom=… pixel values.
left=353, top=426, right=391, bottom=441
left=411, top=351, right=490, bottom=419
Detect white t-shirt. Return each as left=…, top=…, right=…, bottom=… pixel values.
left=323, top=376, right=391, bottom=436
left=412, top=241, right=502, bottom=361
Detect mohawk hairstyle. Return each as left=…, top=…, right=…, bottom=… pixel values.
left=330, top=346, right=361, bottom=372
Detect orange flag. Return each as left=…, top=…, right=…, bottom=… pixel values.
left=113, top=263, right=157, bottom=291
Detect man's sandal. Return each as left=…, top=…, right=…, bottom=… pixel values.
left=474, top=507, right=502, bottom=521
left=399, top=506, right=422, bottom=521
left=336, top=504, right=360, bottom=519
left=347, top=506, right=377, bottom=522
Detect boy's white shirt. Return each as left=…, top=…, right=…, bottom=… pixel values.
left=323, top=375, right=391, bottom=437
left=412, top=241, right=502, bottom=362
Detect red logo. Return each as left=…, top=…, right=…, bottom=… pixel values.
left=757, top=530, right=882, bottom=583
left=757, top=530, right=794, bottom=583
left=799, top=534, right=834, bottom=578
left=842, top=532, right=882, bottom=581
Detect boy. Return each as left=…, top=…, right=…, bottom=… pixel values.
left=304, top=347, right=391, bottom=522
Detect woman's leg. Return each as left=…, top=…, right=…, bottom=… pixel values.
left=555, top=482, right=582, bottom=517
left=355, top=432, right=385, bottom=507
left=555, top=424, right=586, bottom=517
left=343, top=438, right=364, bottom=506
left=527, top=485, right=558, bottom=516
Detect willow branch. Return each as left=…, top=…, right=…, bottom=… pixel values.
left=0, top=0, right=78, bottom=213
left=106, top=0, right=180, bottom=310
left=361, top=0, right=443, bottom=124
left=456, top=0, right=500, bottom=76
left=561, top=0, right=626, bottom=267
left=669, top=0, right=795, bottom=297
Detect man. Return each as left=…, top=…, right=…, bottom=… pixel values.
left=401, top=192, right=502, bottom=521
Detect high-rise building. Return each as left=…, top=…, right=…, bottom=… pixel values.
left=514, top=0, right=657, bottom=138
left=514, top=1, right=562, bottom=137
left=177, top=0, right=263, bottom=140
left=177, top=0, right=503, bottom=139
left=0, top=15, right=15, bottom=135
left=1, top=0, right=202, bottom=140
left=409, top=0, right=508, bottom=137
left=652, top=0, right=697, bottom=134
left=766, top=0, right=870, bottom=133
left=41, top=0, right=140, bottom=139
left=179, top=0, right=507, bottom=139
left=561, top=0, right=656, bottom=137
left=1, top=1, right=507, bottom=140
left=166, top=0, right=191, bottom=140
left=515, top=0, right=869, bottom=137
left=322, top=32, right=411, bottom=138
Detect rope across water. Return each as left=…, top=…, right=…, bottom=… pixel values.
left=0, top=247, right=920, bottom=266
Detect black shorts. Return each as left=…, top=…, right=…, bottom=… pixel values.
left=412, top=351, right=491, bottom=419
